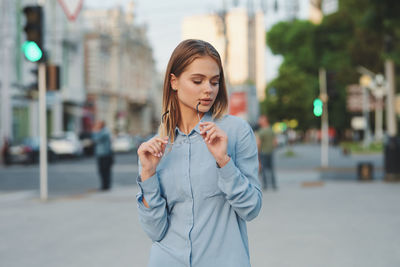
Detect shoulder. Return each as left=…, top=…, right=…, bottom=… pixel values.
left=216, top=114, right=254, bottom=140
left=216, top=114, right=251, bottom=130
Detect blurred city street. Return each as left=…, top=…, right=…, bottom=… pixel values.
left=1, top=0, right=400, bottom=266
left=2, top=144, right=399, bottom=267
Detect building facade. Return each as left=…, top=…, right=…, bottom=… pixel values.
left=182, top=7, right=265, bottom=124
left=0, top=0, right=86, bottom=145
left=84, top=3, right=159, bottom=136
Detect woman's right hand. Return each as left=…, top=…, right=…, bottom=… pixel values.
left=137, top=136, right=169, bottom=180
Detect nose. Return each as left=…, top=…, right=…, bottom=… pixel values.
left=204, top=82, right=213, bottom=95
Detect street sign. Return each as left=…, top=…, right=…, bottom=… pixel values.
left=346, top=84, right=375, bottom=113
left=351, top=116, right=366, bottom=130
left=229, top=92, right=247, bottom=119
left=57, top=0, right=83, bottom=21
left=322, top=0, right=338, bottom=15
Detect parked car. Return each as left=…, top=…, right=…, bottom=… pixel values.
left=49, top=132, right=83, bottom=158
left=112, top=134, right=134, bottom=153
left=8, top=137, right=56, bottom=164
left=79, top=132, right=95, bottom=156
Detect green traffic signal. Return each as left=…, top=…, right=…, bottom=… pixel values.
left=313, top=98, right=323, bottom=117
left=22, top=41, right=43, bottom=62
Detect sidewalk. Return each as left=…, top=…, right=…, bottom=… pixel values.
left=1, top=180, right=400, bottom=267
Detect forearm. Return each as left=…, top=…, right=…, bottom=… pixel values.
left=136, top=173, right=169, bottom=241
left=217, top=159, right=262, bottom=221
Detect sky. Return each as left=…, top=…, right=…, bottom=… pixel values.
left=84, top=0, right=310, bottom=82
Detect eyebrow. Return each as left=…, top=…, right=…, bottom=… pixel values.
left=190, top=74, right=220, bottom=79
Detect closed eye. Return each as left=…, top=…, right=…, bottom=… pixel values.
left=211, top=80, right=219, bottom=86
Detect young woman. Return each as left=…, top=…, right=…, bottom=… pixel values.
left=136, top=39, right=262, bottom=267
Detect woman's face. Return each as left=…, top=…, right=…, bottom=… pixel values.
left=171, top=56, right=220, bottom=116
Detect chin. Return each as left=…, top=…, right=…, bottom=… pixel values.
left=198, top=106, right=212, bottom=113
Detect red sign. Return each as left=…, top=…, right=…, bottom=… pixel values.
left=58, top=0, right=83, bottom=21
left=229, top=92, right=247, bottom=117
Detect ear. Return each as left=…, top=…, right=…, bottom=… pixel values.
left=170, top=73, right=178, bottom=91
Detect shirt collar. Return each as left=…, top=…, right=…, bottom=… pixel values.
left=175, top=111, right=213, bottom=136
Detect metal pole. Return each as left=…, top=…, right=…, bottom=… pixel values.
left=375, top=96, right=383, bottom=142
left=39, top=62, right=48, bottom=201
left=385, top=59, right=397, bottom=137
left=362, top=85, right=371, bottom=147
left=319, top=68, right=329, bottom=167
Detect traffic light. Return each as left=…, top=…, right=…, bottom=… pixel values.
left=22, top=41, right=43, bottom=62
left=22, top=5, right=44, bottom=62
left=313, top=98, right=323, bottom=117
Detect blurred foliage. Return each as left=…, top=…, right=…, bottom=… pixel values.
left=262, top=0, right=400, bottom=134
left=340, top=141, right=383, bottom=154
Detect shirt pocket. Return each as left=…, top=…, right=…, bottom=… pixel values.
left=158, top=167, right=187, bottom=210
left=196, top=156, right=223, bottom=198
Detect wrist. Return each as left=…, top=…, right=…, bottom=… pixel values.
left=216, top=154, right=230, bottom=168
left=141, top=168, right=156, bottom=181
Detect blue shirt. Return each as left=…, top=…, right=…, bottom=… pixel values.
left=136, top=112, right=262, bottom=267
left=92, top=127, right=112, bottom=157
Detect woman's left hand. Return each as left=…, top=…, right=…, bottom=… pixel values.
left=200, top=122, right=230, bottom=167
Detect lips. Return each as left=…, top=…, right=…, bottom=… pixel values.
left=200, top=98, right=213, bottom=105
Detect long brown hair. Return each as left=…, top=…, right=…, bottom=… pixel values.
left=159, top=39, right=228, bottom=143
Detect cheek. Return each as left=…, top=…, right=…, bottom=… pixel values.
left=180, top=82, right=199, bottom=97
left=177, top=85, right=197, bottom=104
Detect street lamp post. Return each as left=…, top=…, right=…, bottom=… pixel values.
left=369, top=74, right=386, bottom=142
left=319, top=68, right=329, bottom=168
left=360, top=74, right=372, bottom=148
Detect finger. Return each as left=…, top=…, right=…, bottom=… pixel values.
left=154, top=137, right=169, bottom=145
left=149, top=139, right=163, bottom=150
left=148, top=143, right=162, bottom=157
left=200, top=123, right=215, bottom=134
left=206, top=131, right=218, bottom=143
left=199, top=122, right=214, bottom=129
left=204, top=128, right=216, bottom=141
left=160, top=142, right=167, bottom=153
left=153, top=141, right=167, bottom=156
left=143, top=144, right=157, bottom=156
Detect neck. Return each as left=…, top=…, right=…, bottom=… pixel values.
left=178, top=109, right=204, bottom=135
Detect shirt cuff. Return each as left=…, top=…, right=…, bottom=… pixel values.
left=137, top=173, right=160, bottom=194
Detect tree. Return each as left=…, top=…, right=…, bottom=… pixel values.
left=262, top=63, right=318, bottom=131
left=262, top=0, right=400, bottom=135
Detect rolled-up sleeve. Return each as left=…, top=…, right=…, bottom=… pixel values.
left=136, top=174, right=169, bottom=242
left=217, top=123, right=262, bottom=221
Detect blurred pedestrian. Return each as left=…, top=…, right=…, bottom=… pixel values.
left=136, top=39, right=262, bottom=267
left=92, top=120, right=113, bottom=191
left=256, top=115, right=277, bottom=190
left=1, top=137, right=11, bottom=166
